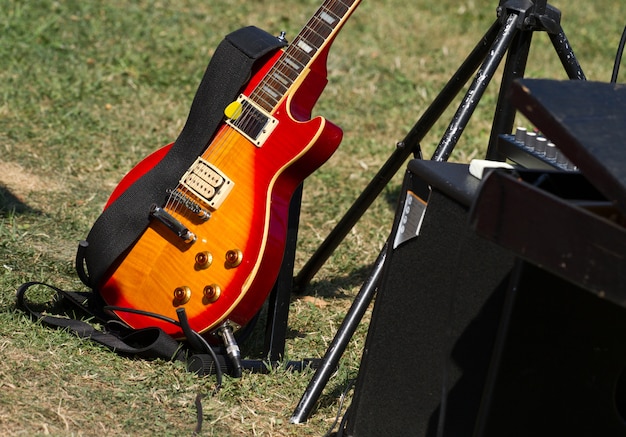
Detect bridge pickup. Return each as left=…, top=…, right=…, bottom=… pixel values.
left=180, top=158, right=234, bottom=210
left=150, top=204, right=196, bottom=244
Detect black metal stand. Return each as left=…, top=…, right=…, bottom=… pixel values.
left=236, top=184, right=308, bottom=369
left=262, top=184, right=304, bottom=361
left=289, top=0, right=585, bottom=424
left=294, top=0, right=584, bottom=292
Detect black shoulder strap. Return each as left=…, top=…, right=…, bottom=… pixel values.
left=16, top=281, right=185, bottom=360
left=15, top=281, right=239, bottom=379
left=77, top=26, right=286, bottom=288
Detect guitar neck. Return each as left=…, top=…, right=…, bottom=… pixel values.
left=250, top=0, right=361, bottom=112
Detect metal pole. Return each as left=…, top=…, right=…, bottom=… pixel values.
left=293, top=21, right=501, bottom=291
left=432, top=12, right=521, bottom=162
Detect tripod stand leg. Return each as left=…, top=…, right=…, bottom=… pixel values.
left=487, top=21, right=586, bottom=159
left=290, top=13, right=520, bottom=426
left=293, top=20, right=502, bottom=292
left=290, top=242, right=388, bottom=424
left=549, top=29, right=586, bottom=80
left=432, top=11, right=521, bottom=162
left=487, top=28, right=534, bottom=159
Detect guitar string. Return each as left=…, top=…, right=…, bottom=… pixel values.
left=164, top=47, right=299, bottom=217
left=163, top=15, right=324, bottom=216
left=194, top=0, right=353, bottom=165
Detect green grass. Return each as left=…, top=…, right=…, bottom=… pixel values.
left=1, top=0, right=622, bottom=435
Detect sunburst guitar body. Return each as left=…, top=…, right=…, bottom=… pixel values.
left=98, top=0, right=362, bottom=338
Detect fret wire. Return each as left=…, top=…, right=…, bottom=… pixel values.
left=333, top=0, right=354, bottom=10
left=264, top=76, right=289, bottom=96
left=325, top=6, right=346, bottom=18
left=307, top=14, right=335, bottom=36
left=301, top=24, right=326, bottom=48
left=303, top=31, right=327, bottom=49
left=273, top=65, right=299, bottom=83
left=255, top=92, right=278, bottom=112
left=261, top=84, right=281, bottom=103
left=263, top=85, right=287, bottom=104
left=259, top=91, right=279, bottom=108
left=289, top=47, right=312, bottom=66
left=270, top=69, right=293, bottom=87
left=284, top=52, right=304, bottom=69
left=252, top=61, right=297, bottom=104
left=253, top=94, right=276, bottom=112
left=307, top=20, right=333, bottom=40
left=326, top=1, right=349, bottom=17
left=295, top=36, right=319, bottom=56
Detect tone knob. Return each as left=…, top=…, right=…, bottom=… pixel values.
left=225, top=249, right=243, bottom=268
left=203, top=284, right=222, bottom=303
left=173, top=286, right=192, bottom=306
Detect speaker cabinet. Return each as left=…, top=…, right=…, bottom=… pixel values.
left=343, top=160, right=626, bottom=436
left=345, top=161, right=515, bottom=436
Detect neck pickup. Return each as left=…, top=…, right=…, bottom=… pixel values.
left=225, top=94, right=278, bottom=147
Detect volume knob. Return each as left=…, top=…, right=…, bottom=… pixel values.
left=195, top=251, right=213, bottom=269
left=203, top=284, right=222, bottom=303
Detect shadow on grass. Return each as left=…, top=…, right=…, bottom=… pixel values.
left=237, top=184, right=404, bottom=358
left=301, top=264, right=378, bottom=300
left=293, top=178, right=404, bottom=300
left=238, top=261, right=379, bottom=361
left=0, top=185, right=39, bottom=215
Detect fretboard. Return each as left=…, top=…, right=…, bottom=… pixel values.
left=249, top=0, right=360, bottom=112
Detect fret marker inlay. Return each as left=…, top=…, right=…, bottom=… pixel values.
left=320, top=11, right=336, bottom=25
left=285, top=58, right=302, bottom=70
left=297, top=40, right=314, bottom=54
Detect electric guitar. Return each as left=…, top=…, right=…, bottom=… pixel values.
left=98, top=0, right=362, bottom=338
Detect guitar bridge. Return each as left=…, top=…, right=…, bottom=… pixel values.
left=167, top=189, right=211, bottom=221
left=149, top=204, right=196, bottom=243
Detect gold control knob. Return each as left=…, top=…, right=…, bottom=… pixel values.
left=225, top=249, right=243, bottom=268
left=203, top=284, right=221, bottom=303
left=195, top=251, right=213, bottom=269
left=173, top=286, right=191, bottom=306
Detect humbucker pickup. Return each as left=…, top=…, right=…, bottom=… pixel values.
left=180, top=158, right=234, bottom=209
left=225, top=94, right=278, bottom=147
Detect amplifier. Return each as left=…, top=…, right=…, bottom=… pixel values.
left=343, top=160, right=515, bottom=437
left=342, top=159, right=626, bottom=436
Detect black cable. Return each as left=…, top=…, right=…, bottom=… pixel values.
left=189, top=330, right=224, bottom=388
left=322, top=379, right=356, bottom=437
left=176, top=308, right=208, bottom=353
left=103, top=305, right=181, bottom=326
left=217, top=323, right=243, bottom=378
left=611, top=25, right=626, bottom=83
left=106, top=304, right=224, bottom=435
left=104, top=305, right=225, bottom=384
left=193, top=393, right=204, bottom=436
left=20, top=285, right=221, bottom=434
